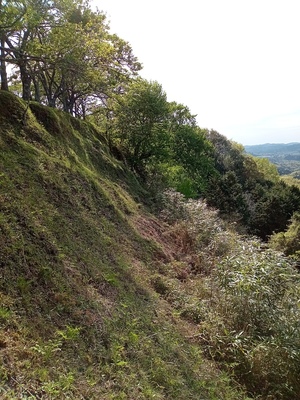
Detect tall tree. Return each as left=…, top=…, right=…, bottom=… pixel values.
left=172, top=125, right=215, bottom=194
left=250, top=155, right=280, bottom=183
left=0, top=0, right=26, bottom=90
left=3, top=0, right=58, bottom=99
left=110, top=78, right=170, bottom=176
left=1, top=0, right=141, bottom=108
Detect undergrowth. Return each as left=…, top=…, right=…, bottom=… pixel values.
left=157, top=190, right=300, bottom=400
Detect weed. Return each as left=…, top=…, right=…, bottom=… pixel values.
left=42, top=372, right=75, bottom=396
left=56, top=325, right=81, bottom=341
left=0, top=307, right=11, bottom=322
left=31, top=340, right=62, bottom=361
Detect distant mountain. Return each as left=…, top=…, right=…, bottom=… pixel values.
left=244, top=142, right=300, bottom=156
left=244, top=142, right=300, bottom=176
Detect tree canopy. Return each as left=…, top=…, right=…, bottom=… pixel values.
left=0, top=0, right=141, bottom=113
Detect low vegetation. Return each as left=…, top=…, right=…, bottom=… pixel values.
left=159, top=191, right=300, bottom=399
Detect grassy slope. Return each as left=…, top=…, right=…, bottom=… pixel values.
left=0, top=91, right=249, bottom=399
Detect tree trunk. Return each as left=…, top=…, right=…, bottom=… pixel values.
left=20, top=62, right=32, bottom=100
left=32, top=74, right=40, bottom=102
left=0, top=33, right=9, bottom=91
left=48, top=96, right=56, bottom=107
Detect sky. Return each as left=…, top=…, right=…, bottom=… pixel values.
left=94, top=0, right=300, bottom=145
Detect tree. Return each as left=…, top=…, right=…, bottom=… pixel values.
left=2, top=0, right=61, bottom=100
left=171, top=125, right=215, bottom=195
left=250, top=155, right=280, bottom=183
left=110, top=78, right=170, bottom=176
left=1, top=0, right=141, bottom=110
left=34, top=8, right=141, bottom=115
left=96, top=81, right=217, bottom=197
left=0, top=0, right=26, bottom=90
left=248, top=182, right=300, bottom=240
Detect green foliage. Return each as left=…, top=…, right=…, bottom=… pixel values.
left=281, top=174, right=300, bottom=189
left=212, top=242, right=300, bottom=399
left=248, top=181, right=300, bottom=239
left=269, top=212, right=300, bottom=260
left=0, top=306, right=11, bottom=322
left=159, top=191, right=300, bottom=399
left=162, top=164, right=198, bottom=197
left=204, top=130, right=300, bottom=239
left=172, top=125, right=215, bottom=194
left=2, top=0, right=141, bottom=111
left=96, top=78, right=215, bottom=199
left=42, top=372, right=75, bottom=397
left=109, top=78, right=170, bottom=176
left=250, top=155, right=280, bottom=182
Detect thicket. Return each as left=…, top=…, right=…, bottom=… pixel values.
left=204, top=131, right=300, bottom=240
left=158, top=190, right=300, bottom=399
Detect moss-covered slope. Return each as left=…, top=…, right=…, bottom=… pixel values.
left=0, top=91, right=248, bottom=399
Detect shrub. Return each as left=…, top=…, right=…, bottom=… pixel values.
left=160, top=190, right=300, bottom=399
left=206, top=238, right=300, bottom=399
left=269, top=212, right=300, bottom=261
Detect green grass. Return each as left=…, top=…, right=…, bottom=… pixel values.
left=0, top=91, right=249, bottom=399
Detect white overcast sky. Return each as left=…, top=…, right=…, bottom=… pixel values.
left=94, top=0, right=300, bottom=145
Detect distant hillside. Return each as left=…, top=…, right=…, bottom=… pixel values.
left=245, top=142, right=300, bottom=156
left=245, top=142, right=300, bottom=176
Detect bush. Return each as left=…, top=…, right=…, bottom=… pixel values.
left=269, top=212, right=300, bottom=261
left=205, top=238, right=300, bottom=399
left=160, top=190, right=300, bottom=399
